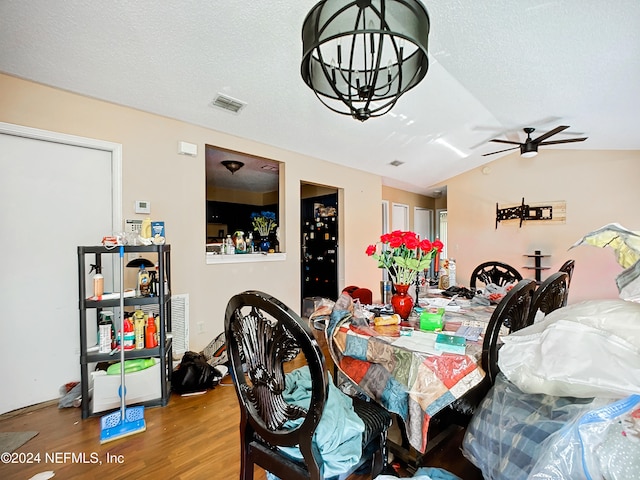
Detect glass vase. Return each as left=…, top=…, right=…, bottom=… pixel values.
left=391, top=283, right=414, bottom=320
left=259, top=236, right=271, bottom=252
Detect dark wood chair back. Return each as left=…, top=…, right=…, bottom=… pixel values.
left=558, top=260, right=575, bottom=304
left=527, top=272, right=569, bottom=325
left=435, top=279, right=536, bottom=428
left=224, top=290, right=390, bottom=480
left=470, top=261, right=523, bottom=290
left=481, top=279, right=537, bottom=385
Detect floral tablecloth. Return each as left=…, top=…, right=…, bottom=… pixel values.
left=326, top=306, right=493, bottom=453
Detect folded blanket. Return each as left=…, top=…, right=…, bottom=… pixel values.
left=270, top=366, right=365, bottom=479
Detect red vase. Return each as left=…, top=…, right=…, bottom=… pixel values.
left=391, top=283, right=414, bottom=320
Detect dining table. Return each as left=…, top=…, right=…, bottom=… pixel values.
left=323, top=292, right=498, bottom=455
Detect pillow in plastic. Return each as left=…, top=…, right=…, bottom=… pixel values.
left=498, top=299, right=640, bottom=398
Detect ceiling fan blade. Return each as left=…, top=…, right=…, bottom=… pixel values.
left=539, top=137, right=588, bottom=145
left=489, top=139, right=522, bottom=145
left=532, top=125, right=569, bottom=144
left=482, top=146, right=519, bottom=156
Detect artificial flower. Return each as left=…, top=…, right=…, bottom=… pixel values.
left=251, top=211, right=277, bottom=237
left=366, top=230, right=443, bottom=285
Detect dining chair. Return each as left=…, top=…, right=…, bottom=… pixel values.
left=558, top=260, right=575, bottom=304
left=527, top=271, right=569, bottom=325
left=441, top=279, right=537, bottom=425
left=469, top=261, right=523, bottom=290
left=224, top=290, right=391, bottom=480
left=342, top=285, right=373, bottom=305
left=558, top=259, right=575, bottom=281
left=481, top=279, right=537, bottom=384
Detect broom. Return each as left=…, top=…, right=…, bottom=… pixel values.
left=100, top=245, right=146, bottom=443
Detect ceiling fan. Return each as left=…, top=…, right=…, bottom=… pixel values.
left=483, top=125, right=588, bottom=158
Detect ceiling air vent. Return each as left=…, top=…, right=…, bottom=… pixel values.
left=210, top=94, right=246, bottom=114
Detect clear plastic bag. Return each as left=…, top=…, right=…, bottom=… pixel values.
left=528, top=394, right=640, bottom=480
left=462, top=373, right=605, bottom=480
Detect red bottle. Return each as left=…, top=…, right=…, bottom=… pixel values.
left=123, top=317, right=135, bottom=350
left=145, top=313, right=158, bottom=348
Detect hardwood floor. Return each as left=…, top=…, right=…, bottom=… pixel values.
left=0, top=377, right=482, bottom=480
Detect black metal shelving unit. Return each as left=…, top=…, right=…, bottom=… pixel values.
left=77, top=244, right=172, bottom=419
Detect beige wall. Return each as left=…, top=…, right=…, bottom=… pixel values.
left=206, top=185, right=277, bottom=205
left=0, top=73, right=383, bottom=351
left=445, top=150, right=640, bottom=303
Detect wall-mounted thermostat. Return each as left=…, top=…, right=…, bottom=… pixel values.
left=135, top=200, right=151, bottom=214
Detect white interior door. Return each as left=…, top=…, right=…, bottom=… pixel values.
left=392, top=203, right=409, bottom=231
left=414, top=207, right=433, bottom=241
left=0, top=124, right=120, bottom=414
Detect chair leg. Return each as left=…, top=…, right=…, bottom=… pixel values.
left=240, top=434, right=254, bottom=480
left=371, top=423, right=390, bottom=478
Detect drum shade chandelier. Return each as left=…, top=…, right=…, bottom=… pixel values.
left=301, top=0, right=430, bottom=122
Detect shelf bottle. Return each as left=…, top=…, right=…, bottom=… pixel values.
left=90, top=264, right=104, bottom=299
left=138, top=265, right=151, bottom=296
left=145, top=312, right=158, bottom=348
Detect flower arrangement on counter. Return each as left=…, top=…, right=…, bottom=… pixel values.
left=366, top=230, right=443, bottom=285
left=251, top=211, right=277, bottom=237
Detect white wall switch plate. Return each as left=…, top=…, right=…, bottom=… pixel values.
left=135, top=200, right=151, bottom=214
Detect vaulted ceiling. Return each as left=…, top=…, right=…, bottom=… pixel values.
left=1, top=1, right=639, bottom=195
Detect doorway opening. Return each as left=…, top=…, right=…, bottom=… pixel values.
left=301, top=183, right=339, bottom=305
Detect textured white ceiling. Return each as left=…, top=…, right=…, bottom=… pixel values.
left=1, top=1, right=639, bottom=195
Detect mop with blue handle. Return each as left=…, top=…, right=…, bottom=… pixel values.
left=100, top=245, right=146, bottom=443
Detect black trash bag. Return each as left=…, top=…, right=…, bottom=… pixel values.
left=172, top=351, right=223, bottom=394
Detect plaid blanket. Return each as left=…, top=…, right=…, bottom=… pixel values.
left=327, top=309, right=484, bottom=453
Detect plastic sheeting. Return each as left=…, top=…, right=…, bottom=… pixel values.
left=498, top=299, right=640, bottom=398
left=462, top=373, right=606, bottom=480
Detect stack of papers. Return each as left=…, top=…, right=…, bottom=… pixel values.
left=455, top=325, right=483, bottom=342
left=425, top=297, right=461, bottom=312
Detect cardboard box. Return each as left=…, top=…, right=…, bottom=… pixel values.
left=91, top=361, right=161, bottom=413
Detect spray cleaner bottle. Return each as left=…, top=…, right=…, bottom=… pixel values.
left=138, top=265, right=151, bottom=297
left=89, top=264, right=104, bottom=299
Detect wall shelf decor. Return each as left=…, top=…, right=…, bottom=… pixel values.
left=523, top=250, right=551, bottom=283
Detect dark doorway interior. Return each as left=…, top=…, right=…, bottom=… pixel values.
left=301, top=191, right=338, bottom=303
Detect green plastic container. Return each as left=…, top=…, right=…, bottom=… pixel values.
left=419, top=308, right=445, bottom=331
left=106, top=358, right=156, bottom=375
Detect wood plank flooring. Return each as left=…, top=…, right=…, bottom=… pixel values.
left=0, top=377, right=482, bottom=480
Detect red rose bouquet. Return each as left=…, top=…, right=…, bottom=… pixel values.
left=366, top=231, right=443, bottom=285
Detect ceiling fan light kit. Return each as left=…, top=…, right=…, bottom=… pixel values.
left=301, top=0, right=430, bottom=121
left=484, top=125, right=588, bottom=157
